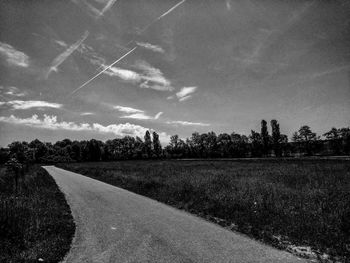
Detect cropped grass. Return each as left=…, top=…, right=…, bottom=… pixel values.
left=0, top=165, right=75, bottom=263
left=58, top=159, right=350, bottom=261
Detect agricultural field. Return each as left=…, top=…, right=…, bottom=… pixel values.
left=0, top=165, right=75, bottom=263
left=58, top=159, right=350, bottom=262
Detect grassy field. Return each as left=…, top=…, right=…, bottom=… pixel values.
left=0, top=165, right=75, bottom=263
left=58, top=159, right=350, bottom=261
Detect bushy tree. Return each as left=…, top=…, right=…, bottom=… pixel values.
left=249, top=130, right=263, bottom=157
left=292, top=125, right=318, bottom=155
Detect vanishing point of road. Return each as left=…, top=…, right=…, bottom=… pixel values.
left=44, top=166, right=307, bottom=263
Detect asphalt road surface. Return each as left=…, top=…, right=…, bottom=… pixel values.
left=44, top=166, right=307, bottom=263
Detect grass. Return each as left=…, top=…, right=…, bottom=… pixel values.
left=58, top=159, right=350, bottom=261
left=0, top=165, right=75, bottom=263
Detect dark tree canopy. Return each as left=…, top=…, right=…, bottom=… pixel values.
left=0, top=121, right=349, bottom=165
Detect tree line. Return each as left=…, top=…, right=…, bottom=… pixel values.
left=1, top=120, right=349, bottom=164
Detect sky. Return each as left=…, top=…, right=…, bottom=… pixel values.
left=0, top=0, right=349, bottom=146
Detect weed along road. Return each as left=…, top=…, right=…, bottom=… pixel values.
left=44, top=166, right=307, bottom=263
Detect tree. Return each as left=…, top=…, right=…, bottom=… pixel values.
left=29, top=139, right=48, bottom=162
left=339, top=128, right=350, bottom=154
left=261, top=120, right=270, bottom=157
left=324, top=127, right=342, bottom=154
left=152, top=132, right=162, bottom=158
left=144, top=130, right=152, bottom=158
left=271, top=119, right=282, bottom=157
left=293, top=125, right=318, bottom=155
left=249, top=130, right=263, bottom=157
left=217, top=133, right=232, bottom=157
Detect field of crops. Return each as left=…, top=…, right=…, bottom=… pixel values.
left=0, top=165, right=75, bottom=263
left=59, top=159, right=350, bottom=261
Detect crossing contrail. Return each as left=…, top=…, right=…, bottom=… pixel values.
left=46, top=31, right=89, bottom=79
left=70, top=47, right=137, bottom=95
left=72, top=0, right=185, bottom=95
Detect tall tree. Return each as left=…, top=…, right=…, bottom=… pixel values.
left=144, top=130, right=152, bottom=158
left=152, top=132, right=162, bottom=158
left=261, top=120, right=270, bottom=157
left=271, top=119, right=282, bottom=157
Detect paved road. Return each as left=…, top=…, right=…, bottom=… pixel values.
left=44, top=166, right=307, bottom=263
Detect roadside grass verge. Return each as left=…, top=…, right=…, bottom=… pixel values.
left=58, top=159, right=350, bottom=262
left=0, top=165, right=75, bottom=263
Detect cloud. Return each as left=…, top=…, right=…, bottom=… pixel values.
left=136, top=42, right=164, bottom=53
left=104, top=67, right=141, bottom=82
left=176, top=86, right=197, bottom=101
left=0, top=86, right=27, bottom=97
left=71, top=47, right=137, bottom=95
left=46, top=31, right=89, bottom=79
left=120, top=113, right=153, bottom=120
left=0, top=114, right=170, bottom=143
left=135, top=61, right=173, bottom=91
left=0, top=100, right=62, bottom=110
left=225, top=0, right=231, bottom=11
left=0, top=42, right=29, bottom=67
left=103, top=60, right=173, bottom=91
left=166, top=120, right=210, bottom=126
left=178, top=95, right=192, bottom=102
left=154, top=112, right=163, bottom=119
left=114, top=105, right=144, bottom=114
left=54, top=40, right=67, bottom=47
left=71, top=0, right=102, bottom=18
left=121, top=111, right=163, bottom=120
left=80, top=112, right=95, bottom=116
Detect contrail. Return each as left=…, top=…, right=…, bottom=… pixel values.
left=70, top=47, right=137, bottom=95
left=99, top=0, right=118, bottom=17
left=136, top=0, right=186, bottom=35
left=46, top=31, right=89, bottom=79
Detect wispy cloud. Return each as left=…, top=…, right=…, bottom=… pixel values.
left=135, top=61, right=173, bottom=91
left=0, top=114, right=169, bottom=142
left=104, top=67, right=141, bottom=82
left=0, top=100, right=62, bottom=110
left=121, top=111, right=163, bottom=120
left=71, top=0, right=102, bottom=18
left=225, top=0, right=231, bottom=11
left=166, top=120, right=210, bottom=126
left=178, top=95, right=192, bottom=102
left=114, top=105, right=144, bottom=114
left=71, top=47, right=137, bottom=95
left=136, top=42, right=164, bottom=53
left=175, top=86, right=197, bottom=101
left=1, top=86, right=27, bottom=97
left=99, top=0, right=118, bottom=17
left=54, top=40, right=67, bottom=47
left=46, top=31, right=89, bottom=79
left=154, top=112, right=163, bottom=120
left=286, top=65, right=350, bottom=89
left=0, top=42, right=29, bottom=67
left=102, top=60, right=173, bottom=91
left=72, top=0, right=118, bottom=19
left=80, top=112, right=95, bottom=116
